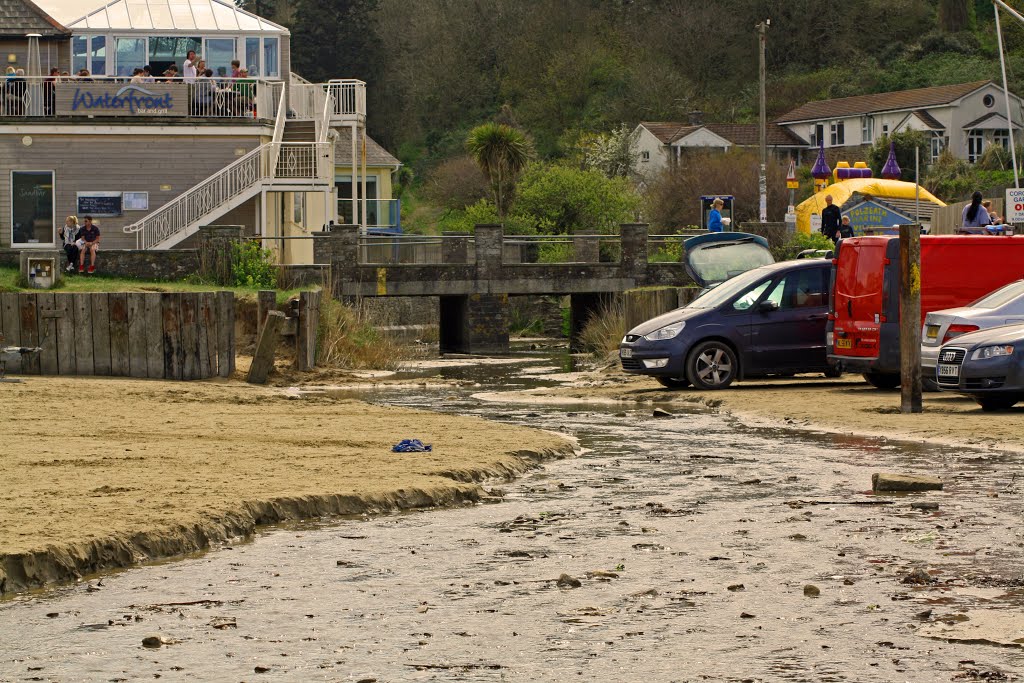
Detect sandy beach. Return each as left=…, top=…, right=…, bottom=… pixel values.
left=0, top=376, right=573, bottom=594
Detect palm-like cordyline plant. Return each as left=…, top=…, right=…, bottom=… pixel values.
left=466, top=123, right=533, bottom=217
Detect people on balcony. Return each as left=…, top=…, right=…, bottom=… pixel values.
left=183, top=51, right=199, bottom=83
left=193, top=69, right=215, bottom=116
left=44, top=68, right=59, bottom=116
left=3, top=68, right=26, bottom=116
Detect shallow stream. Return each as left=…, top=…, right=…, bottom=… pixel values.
left=2, top=346, right=1023, bottom=681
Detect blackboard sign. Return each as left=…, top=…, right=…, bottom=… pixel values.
left=77, top=192, right=123, bottom=217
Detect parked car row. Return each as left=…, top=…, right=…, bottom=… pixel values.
left=619, top=233, right=1024, bottom=410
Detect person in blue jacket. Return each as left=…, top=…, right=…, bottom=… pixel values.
left=708, top=197, right=725, bottom=232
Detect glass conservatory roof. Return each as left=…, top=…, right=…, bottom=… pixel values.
left=36, top=0, right=288, bottom=34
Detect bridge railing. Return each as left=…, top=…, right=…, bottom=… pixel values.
left=501, top=234, right=623, bottom=264
left=358, top=234, right=476, bottom=265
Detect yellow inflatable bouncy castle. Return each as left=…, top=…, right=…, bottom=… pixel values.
left=796, top=178, right=946, bottom=234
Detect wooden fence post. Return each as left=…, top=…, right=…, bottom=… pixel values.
left=247, top=310, right=284, bottom=384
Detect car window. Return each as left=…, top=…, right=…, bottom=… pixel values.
left=789, top=268, right=827, bottom=308
left=732, top=279, right=772, bottom=311
left=765, top=278, right=786, bottom=307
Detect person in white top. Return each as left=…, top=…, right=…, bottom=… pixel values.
left=183, top=50, right=198, bottom=82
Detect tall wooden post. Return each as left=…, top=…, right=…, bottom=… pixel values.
left=899, top=224, right=922, bottom=413
left=757, top=20, right=769, bottom=223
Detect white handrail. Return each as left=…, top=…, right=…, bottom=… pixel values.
left=123, top=142, right=330, bottom=249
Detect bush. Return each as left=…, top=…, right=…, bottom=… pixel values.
left=578, top=298, right=626, bottom=357
left=422, top=154, right=490, bottom=209
left=515, top=162, right=640, bottom=234
left=231, top=241, right=277, bottom=289
left=772, top=232, right=836, bottom=262
left=436, top=199, right=536, bottom=235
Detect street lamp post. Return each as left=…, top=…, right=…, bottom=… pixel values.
left=757, top=20, right=769, bottom=223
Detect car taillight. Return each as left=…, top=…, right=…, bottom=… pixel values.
left=942, top=324, right=979, bottom=344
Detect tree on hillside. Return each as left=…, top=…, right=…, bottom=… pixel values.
left=290, top=0, right=381, bottom=84
left=515, top=163, right=640, bottom=234
left=938, top=0, right=973, bottom=32
left=466, top=123, right=534, bottom=217
left=579, top=124, right=641, bottom=179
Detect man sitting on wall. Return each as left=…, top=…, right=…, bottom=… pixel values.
left=77, top=216, right=100, bottom=274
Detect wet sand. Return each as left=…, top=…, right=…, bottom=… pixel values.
left=0, top=377, right=573, bottom=595
left=495, top=369, right=1024, bottom=454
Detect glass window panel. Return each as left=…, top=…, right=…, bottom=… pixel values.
left=205, top=38, right=235, bottom=78
left=11, top=171, right=55, bottom=245
left=149, top=3, right=173, bottom=29
left=72, top=36, right=88, bottom=73
left=107, top=1, right=130, bottom=28
left=148, top=36, right=202, bottom=75
left=263, top=37, right=278, bottom=78
left=90, top=36, right=106, bottom=75
left=245, top=37, right=260, bottom=76
left=127, top=2, right=151, bottom=29
left=237, top=13, right=261, bottom=31
left=115, top=38, right=147, bottom=76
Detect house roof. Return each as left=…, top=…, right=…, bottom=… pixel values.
left=703, top=123, right=808, bottom=147
left=962, top=111, right=1022, bottom=130
left=912, top=110, right=945, bottom=130
left=639, top=121, right=806, bottom=147
left=0, top=0, right=68, bottom=35
left=775, top=81, right=993, bottom=124
left=35, top=0, right=288, bottom=34
left=334, top=135, right=401, bottom=169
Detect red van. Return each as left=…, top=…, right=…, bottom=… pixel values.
left=828, top=235, right=1024, bottom=388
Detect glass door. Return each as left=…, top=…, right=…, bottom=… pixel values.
left=11, top=171, right=55, bottom=246
left=204, top=37, right=237, bottom=79
left=114, top=37, right=147, bottom=77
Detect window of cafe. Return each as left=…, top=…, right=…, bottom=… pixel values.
left=10, top=171, right=55, bottom=246
left=75, top=35, right=279, bottom=78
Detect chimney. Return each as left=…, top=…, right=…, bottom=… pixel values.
left=687, top=110, right=704, bottom=126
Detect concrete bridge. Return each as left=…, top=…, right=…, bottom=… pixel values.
left=312, top=224, right=694, bottom=354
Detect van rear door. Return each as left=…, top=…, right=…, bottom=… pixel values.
left=831, top=237, right=890, bottom=360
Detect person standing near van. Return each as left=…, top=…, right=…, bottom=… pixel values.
left=962, top=191, right=991, bottom=228
left=707, top=198, right=725, bottom=232
left=821, top=195, right=842, bottom=241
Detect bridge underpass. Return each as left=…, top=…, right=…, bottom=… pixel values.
left=312, top=224, right=694, bottom=353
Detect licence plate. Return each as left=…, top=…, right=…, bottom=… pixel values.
left=620, top=348, right=633, bottom=359
left=836, top=338, right=852, bottom=349
left=926, top=325, right=939, bottom=341
left=938, top=364, right=960, bottom=378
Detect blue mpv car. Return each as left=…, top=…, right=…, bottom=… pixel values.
left=619, top=233, right=839, bottom=389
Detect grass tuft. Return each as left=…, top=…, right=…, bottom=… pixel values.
left=316, top=297, right=405, bottom=370
left=579, top=298, right=626, bottom=357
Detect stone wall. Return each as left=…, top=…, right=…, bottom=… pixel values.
left=1, top=248, right=200, bottom=280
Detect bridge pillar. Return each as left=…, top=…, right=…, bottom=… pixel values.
left=473, top=224, right=504, bottom=278
left=620, top=223, right=650, bottom=281
left=573, top=228, right=600, bottom=263
left=439, top=294, right=510, bottom=355
left=312, top=223, right=359, bottom=297
left=569, top=292, right=616, bottom=353
left=442, top=231, right=470, bottom=264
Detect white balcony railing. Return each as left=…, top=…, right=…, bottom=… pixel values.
left=289, top=79, right=366, bottom=124
left=124, top=141, right=333, bottom=249
left=0, top=75, right=284, bottom=120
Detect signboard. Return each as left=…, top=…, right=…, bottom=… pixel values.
left=77, top=192, right=123, bottom=217
left=786, top=160, right=799, bottom=190
left=55, top=83, right=188, bottom=117
left=809, top=213, right=821, bottom=234
left=1006, top=188, right=1024, bottom=224
left=844, top=199, right=912, bottom=236
left=123, top=192, right=149, bottom=211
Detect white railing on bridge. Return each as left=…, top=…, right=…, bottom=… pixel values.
left=123, top=141, right=333, bottom=250
left=0, top=75, right=284, bottom=121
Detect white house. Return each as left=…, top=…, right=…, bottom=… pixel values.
left=775, top=80, right=1024, bottom=164
left=632, top=121, right=807, bottom=178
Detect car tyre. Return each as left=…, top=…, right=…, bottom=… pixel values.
left=656, top=376, right=691, bottom=389
left=686, top=341, right=738, bottom=390
left=823, top=363, right=843, bottom=378
left=975, top=395, right=1021, bottom=411
left=863, top=372, right=900, bottom=390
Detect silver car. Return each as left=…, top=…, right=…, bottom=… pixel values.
left=922, top=279, right=1024, bottom=384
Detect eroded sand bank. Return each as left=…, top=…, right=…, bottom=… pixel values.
left=0, top=377, right=572, bottom=595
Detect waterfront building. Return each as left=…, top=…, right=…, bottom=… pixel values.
left=0, top=0, right=392, bottom=264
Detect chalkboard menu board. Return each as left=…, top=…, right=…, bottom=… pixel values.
left=77, top=192, right=123, bottom=217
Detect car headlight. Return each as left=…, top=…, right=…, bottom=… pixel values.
left=644, top=320, right=686, bottom=341
left=972, top=345, right=1015, bottom=360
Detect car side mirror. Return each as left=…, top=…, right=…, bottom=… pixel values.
left=758, top=300, right=779, bottom=313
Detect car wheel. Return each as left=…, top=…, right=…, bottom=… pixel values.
left=656, top=376, right=690, bottom=389
left=823, top=363, right=843, bottom=378
left=922, top=377, right=940, bottom=392
left=976, top=395, right=1021, bottom=411
left=863, top=372, right=900, bottom=390
left=686, top=341, right=738, bottom=390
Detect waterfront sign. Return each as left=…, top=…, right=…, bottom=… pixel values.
left=77, top=192, right=123, bottom=217
left=55, top=83, right=187, bottom=117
